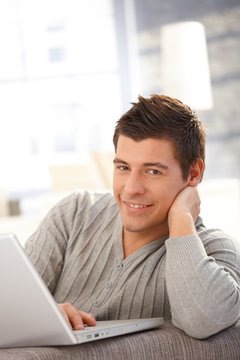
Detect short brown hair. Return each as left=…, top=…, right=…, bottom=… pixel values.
left=113, top=94, right=206, bottom=180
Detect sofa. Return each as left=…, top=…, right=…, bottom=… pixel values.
left=1, top=319, right=240, bottom=360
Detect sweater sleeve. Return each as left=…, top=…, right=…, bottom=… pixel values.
left=165, top=228, right=240, bottom=339
left=24, top=191, right=88, bottom=293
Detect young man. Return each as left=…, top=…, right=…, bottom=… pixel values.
left=25, top=94, right=240, bottom=339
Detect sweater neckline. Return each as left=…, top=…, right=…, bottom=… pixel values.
left=114, top=214, right=167, bottom=262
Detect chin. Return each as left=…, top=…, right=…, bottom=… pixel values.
left=123, top=222, right=147, bottom=233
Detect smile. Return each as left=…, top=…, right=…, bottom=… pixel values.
left=124, top=201, right=152, bottom=209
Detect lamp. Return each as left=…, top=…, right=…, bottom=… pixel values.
left=160, top=21, right=213, bottom=110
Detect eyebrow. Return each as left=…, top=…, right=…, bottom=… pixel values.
left=143, top=162, right=169, bottom=170
left=113, top=158, right=169, bottom=171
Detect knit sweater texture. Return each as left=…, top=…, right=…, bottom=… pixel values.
left=25, top=191, right=240, bottom=338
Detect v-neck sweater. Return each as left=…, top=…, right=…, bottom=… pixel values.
left=25, top=191, right=240, bottom=338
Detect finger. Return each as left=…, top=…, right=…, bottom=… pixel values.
left=58, top=304, right=72, bottom=328
left=79, top=311, right=96, bottom=326
left=60, top=303, right=85, bottom=330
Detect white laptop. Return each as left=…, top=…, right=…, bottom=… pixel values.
left=0, top=233, right=164, bottom=348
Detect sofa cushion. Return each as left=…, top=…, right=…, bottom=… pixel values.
left=0, top=320, right=239, bottom=360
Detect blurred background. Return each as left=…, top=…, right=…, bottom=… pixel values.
left=0, top=0, right=239, bottom=243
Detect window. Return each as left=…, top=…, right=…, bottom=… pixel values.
left=48, top=47, right=65, bottom=62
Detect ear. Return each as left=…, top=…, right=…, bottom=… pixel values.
left=188, top=159, right=205, bottom=186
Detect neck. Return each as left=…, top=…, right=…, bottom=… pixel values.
left=122, top=228, right=168, bottom=258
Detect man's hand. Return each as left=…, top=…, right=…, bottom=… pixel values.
left=58, top=303, right=96, bottom=330
left=168, top=186, right=201, bottom=238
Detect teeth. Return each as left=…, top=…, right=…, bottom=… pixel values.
left=129, top=203, right=146, bottom=209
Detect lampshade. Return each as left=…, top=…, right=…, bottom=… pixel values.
left=160, top=21, right=213, bottom=110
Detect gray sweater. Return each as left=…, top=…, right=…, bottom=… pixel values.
left=25, top=191, right=240, bottom=339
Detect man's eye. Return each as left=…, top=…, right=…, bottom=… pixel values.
left=148, top=169, right=161, bottom=176
left=116, top=165, right=129, bottom=171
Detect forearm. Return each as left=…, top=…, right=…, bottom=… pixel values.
left=165, top=234, right=240, bottom=339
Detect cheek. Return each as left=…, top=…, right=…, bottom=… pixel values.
left=159, top=195, right=175, bottom=211
left=156, top=185, right=182, bottom=208
left=113, top=174, right=121, bottom=196
left=164, top=183, right=187, bottom=207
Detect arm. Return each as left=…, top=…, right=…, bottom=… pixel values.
left=24, top=191, right=102, bottom=330
left=25, top=191, right=98, bottom=292
left=166, top=186, right=240, bottom=339
left=24, top=193, right=77, bottom=293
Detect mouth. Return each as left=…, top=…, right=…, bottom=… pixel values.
left=123, top=200, right=153, bottom=209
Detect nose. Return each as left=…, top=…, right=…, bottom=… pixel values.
left=124, top=171, right=145, bottom=195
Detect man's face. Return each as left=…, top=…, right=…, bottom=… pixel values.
left=113, top=135, right=189, bottom=241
